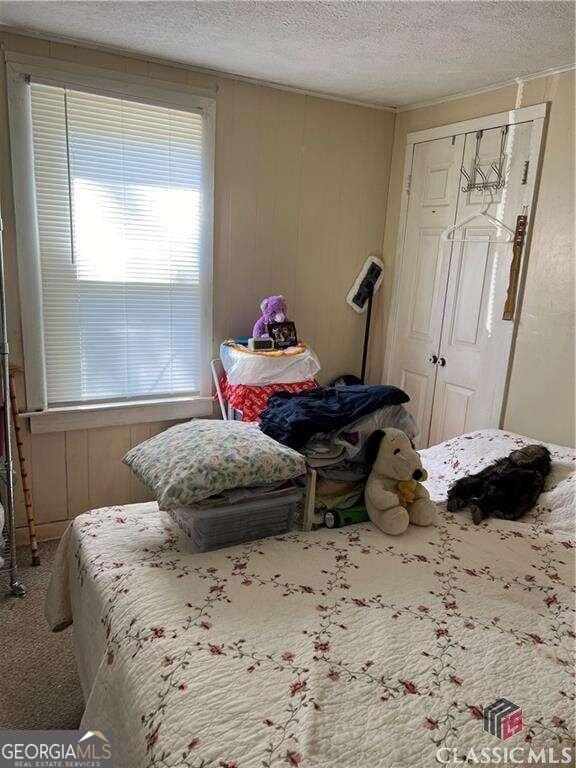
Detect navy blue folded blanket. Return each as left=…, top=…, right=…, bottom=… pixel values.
left=259, top=385, right=410, bottom=449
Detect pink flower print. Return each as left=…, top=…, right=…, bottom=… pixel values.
left=220, top=762, right=238, bottom=768
left=282, top=651, right=295, bottom=662
left=424, top=717, right=438, bottom=730
left=468, top=705, right=483, bottom=720
left=160, top=656, right=173, bottom=667
left=444, top=601, right=457, bottom=610
left=206, top=566, right=218, bottom=573
left=188, top=738, right=199, bottom=750
left=401, top=680, right=418, bottom=694
left=464, top=622, right=475, bottom=630
left=242, top=579, right=253, bottom=586
left=552, top=716, right=565, bottom=727
left=544, top=594, right=558, bottom=607
left=209, top=644, right=224, bottom=655
left=435, top=628, right=449, bottom=638
left=290, top=679, right=307, bottom=697
left=416, top=555, right=428, bottom=562
left=152, top=627, right=165, bottom=638
left=286, top=751, right=303, bottom=766
left=328, top=669, right=340, bottom=681
left=314, top=641, right=331, bottom=653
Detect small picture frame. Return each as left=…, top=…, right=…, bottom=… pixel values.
left=267, top=321, right=298, bottom=350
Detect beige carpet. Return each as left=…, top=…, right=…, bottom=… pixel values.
left=0, top=540, right=84, bottom=729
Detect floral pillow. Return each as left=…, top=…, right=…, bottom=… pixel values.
left=123, top=420, right=306, bottom=510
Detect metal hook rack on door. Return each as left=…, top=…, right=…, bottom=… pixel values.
left=460, top=125, right=509, bottom=193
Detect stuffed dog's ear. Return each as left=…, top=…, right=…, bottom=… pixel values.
left=365, top=430, right=385, bottom=470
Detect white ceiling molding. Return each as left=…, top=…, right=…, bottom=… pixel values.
left=0, top=24, right=398, bottom=112
left=397, top=62, right=576, bottom=113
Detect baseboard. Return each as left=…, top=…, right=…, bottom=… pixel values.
left=15, top=519, right=69, bottom=545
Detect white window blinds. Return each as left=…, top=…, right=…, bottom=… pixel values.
left=28, top=82, right=211, bottom=407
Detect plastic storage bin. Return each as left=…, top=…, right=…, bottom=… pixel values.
left=167, top=483, right=303, bottom=552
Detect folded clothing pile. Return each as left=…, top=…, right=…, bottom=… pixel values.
left=124, top=420, right=306, bottom=551
left=259, top=385, right=418, bottom=526
left=259, top=384, right=410, bottom=449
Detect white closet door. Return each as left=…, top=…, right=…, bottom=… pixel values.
left=428, top=122, right=534, bottom=445
left=389, top=135, right=465, bottom=446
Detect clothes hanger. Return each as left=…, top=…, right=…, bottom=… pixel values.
left=441, top=188, right=515, bottom=244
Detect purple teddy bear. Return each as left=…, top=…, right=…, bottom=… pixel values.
left=252, top=295, right=289, bottom=339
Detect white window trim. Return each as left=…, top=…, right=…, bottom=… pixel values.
left=6, top=52, right=216, bottom=431
left=22, top=396, right=216, bottom=434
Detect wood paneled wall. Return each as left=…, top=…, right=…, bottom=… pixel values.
left=13, top=419, right=180, bottom=541
left=0, top=31, right=395, bottom=540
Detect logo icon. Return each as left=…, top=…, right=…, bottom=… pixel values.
left=483, top=699, right=523, bottom=740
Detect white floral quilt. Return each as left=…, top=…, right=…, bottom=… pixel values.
left=46, top=430, right=575, bottom=768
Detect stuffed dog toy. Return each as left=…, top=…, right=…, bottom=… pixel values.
left=364, top=428, right=436, bottom=535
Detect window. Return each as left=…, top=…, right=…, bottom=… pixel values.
left=8, top=60, right=214, bottom=425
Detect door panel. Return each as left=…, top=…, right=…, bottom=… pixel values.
left=428, top=122, right=533, bottom=445
left=389, top=136, right=465, bottom=446
left=450, top=235, right=490, bottom=346
left=399, top=368, right=429, bottom=436
left=409, top=229, right=445, bottom=339
left=433, top=381, right=475, bottom=440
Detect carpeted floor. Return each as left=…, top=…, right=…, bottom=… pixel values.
left=0, top=540, right=84, bottom=729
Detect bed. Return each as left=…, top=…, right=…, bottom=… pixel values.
left=46, top=430, right=575, bottom=767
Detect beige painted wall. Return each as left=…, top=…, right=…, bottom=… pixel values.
left=378, top=70, right=575, bottom=448
left=0, top=32, right=395, bottom=540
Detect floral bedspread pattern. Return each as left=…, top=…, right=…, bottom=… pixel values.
left=46, top=430, right=575, bottom=768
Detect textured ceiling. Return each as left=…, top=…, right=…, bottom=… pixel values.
left=0, top=1, right=574, bottom=107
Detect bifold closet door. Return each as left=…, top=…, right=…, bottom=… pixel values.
left=389, top=135, right=465, bottom=446
left=428, top=122, right=534, bottom=446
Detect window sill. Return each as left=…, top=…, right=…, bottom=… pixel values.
left=23, top=396, right=215, bottom=434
